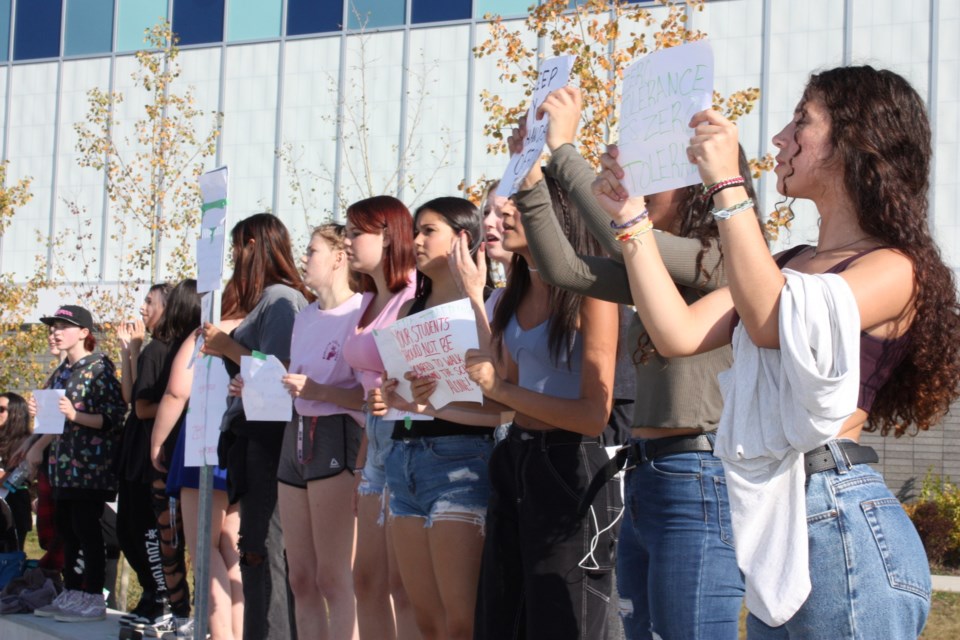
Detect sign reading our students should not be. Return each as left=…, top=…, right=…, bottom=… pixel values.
left=617, top=40, right=715, bottom=195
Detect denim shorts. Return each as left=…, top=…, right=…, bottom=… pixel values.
left=747, top=440, right=930, bottom=639
left=357, top=413, right=395, bottom=498
left=385, top=435, right=493, bottom=527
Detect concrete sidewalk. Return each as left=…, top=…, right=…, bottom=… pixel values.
left=932, top=574, right=960, bottom=593
left=0, top=609, right=126, bottom=639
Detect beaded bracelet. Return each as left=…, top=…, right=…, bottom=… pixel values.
left=710, top=198, right=755, bottom=221
left=616, top=219, right=654, bottom=242
left=703, top=176, right=745, bottom=201
left=609, top=208, right=649, bottom=230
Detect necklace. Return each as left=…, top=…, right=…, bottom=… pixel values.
left=812, top=235, right=872, bottom=257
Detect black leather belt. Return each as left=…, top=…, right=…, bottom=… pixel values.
left=577, top=433, right=713, bottom=517
left=804, top=441, right=878, bottom=476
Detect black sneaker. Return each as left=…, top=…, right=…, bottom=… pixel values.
left=120, top=594, right=164, bottom=628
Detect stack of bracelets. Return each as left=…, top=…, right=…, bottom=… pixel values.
left=703, top=176, right=755, bottom=221
left=611, top=208, right=654, bottom=243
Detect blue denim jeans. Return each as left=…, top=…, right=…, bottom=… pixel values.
left=358, top=413, right=395, bottom=497
left=747, top=441, right=930, bottom=639
left=617, top=439, right=744, bottom=639
left=385, top=435, right=493, bottom=527
left=474, top=427, right=621, bottom=640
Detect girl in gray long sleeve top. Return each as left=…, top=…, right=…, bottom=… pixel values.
left=514, top=94, right=761, bottom=640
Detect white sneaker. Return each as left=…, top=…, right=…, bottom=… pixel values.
left=161, top=617, right=195, bottom=639
left=33, top=589, right=81, bottom=618
left=54, top=592, right=107, bottom=622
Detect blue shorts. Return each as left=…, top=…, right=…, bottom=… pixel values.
left=385, top=435, right=493, bottom=528
left=357, top=413, right=394, bottom=498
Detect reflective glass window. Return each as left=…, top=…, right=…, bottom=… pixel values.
left=287, top=0, right=343, bottom=35
left=346, top=0, right=404, bottom=30
left=0, top=0, right=10, bottom=61
left=65, top=0, right=114, bottom=56
left=412, top=0, right=469, bottom=23
left=227, top=0, right=281, bottom=41
left=474, top=0, right=531, bottom=19
left=117, top=0, right=168, bottom=52
left=13, top=0, right=62, bottom=60
left=173, top=0, right=225, bottom=45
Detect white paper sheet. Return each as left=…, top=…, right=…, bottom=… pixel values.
left=241, top=353, right=293, bottom=422
left=33, top=389, right=67, bottom=435
left=184, top=354, right=230, bottom=467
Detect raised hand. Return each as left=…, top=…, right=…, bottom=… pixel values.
left=687, top=109, right=741, bottom=186
left=538, top=86, right=583, bottom=151
left=449, top=231, right=487, bottom=302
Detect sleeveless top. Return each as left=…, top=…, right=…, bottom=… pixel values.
left=503, top=313, right=583, bottom=400
left=390, top=294, right=492, bottom=440
left=772, top=244, right=911, bottom=412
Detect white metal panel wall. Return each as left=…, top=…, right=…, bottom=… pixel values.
left=5, top=63, right=59, bottom=280
left=275, top=36, right=341, bottom=231
left=339, top=30, right=405, bottom=210
left=934, top=0, right=959, bottom=268
left=53, top=58, right=112, bottom=283
left=221, top=42, right=281, bottom=220
left=405, top=24, right=470, bottom=208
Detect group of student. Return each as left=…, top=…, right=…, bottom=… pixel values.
left=4, top=63, right=960, bottom=640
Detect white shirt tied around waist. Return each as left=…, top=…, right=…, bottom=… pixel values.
left=713, top=269, right=861, bottom=626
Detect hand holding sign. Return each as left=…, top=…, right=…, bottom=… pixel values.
left=687, top=108, right=742, bottom=187
left=617, top=40, right=714, bottom=195
left=538, top=86, right=583, bottom=152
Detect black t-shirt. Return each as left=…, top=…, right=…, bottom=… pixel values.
left=116, top=338, right=172, bottom=483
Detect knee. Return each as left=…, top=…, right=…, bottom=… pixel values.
left=352, top=563, right=387, bottom=599
left=314, top=566, right=351, bottom=599
left=389, top=576, right=411, bottom=608
left=240, top=551, right=265, bottom=568
left=286, top=566, right=318, bottom=599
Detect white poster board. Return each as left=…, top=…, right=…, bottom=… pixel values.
left=496, top=55, right=576, bottom=197
left=617, top=41, right=714, bottom=195
left=373, top=298, right=482, bottom=409
left=32, top=389, right=66, bottom=435
left=184, top=354, right=230, bottom=467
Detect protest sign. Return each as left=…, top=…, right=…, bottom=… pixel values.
left=373, top=298, right=481, bottom=409
left=185, top=354, right=230, bottom=467
left=496, top=55, right=576, bottom=197
left=32, top=390, right=66, bottom=435
left=241, top=352, right=293, bottom=422
left=197, top=166, right=229, bottom=293
left=617, top=40, right=714, bottom=195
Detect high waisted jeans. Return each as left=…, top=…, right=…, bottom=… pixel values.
left=747, top=440, right=930, bottom=639
left=474, top=427, right=621, bottom=640
left=617, top=437, right=744, bottom=639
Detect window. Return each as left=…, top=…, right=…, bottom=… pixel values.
left=346, top=0, right=405, bottom=30
left=117, top=0, right=169, bottom=52
left=65, top=0, right=114, bottom=56
left=412, top=0, right=470, bottom=24
left=13, top=0, right=62, bottom=60
left=172, top=0, right=225, bottom=46
left=287, top=0, right=344, bottom=35
left=227, top=0, right=281, bottom=41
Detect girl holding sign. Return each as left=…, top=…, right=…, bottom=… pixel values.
left=29, top=305, right=125, bottom=622
left=592, top=66, right=957, bottom=638
left=340, top=196, right=419, bottom=640
left=377, top=197, right=510, bottom=640
left=521, top=87, right=756, bottom=639
left=451, top=171, right=621, bottom=637
left=277, top=223, right=365, bottom=640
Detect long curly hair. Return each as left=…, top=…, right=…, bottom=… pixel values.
left=799, top=66, right=960, bottom=436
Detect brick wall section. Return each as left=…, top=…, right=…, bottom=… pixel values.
left=861, top=401, right=960, bottom=501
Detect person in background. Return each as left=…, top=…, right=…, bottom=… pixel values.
left=278, top=224, right=365, bottom=640
left=0, top=392, right=33, bottom=549
left=340, top=195, right=420, bottom=640
left=117, top=283, right=171, bottom=406
left=29, top=305, right=126, bottom=623
left=202, top=213, right=311, bottom=640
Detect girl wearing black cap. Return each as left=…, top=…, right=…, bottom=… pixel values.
left=28, top=305, right=126, bottom=622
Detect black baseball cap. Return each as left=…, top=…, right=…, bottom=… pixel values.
left=40, top=305, right=95, bottom=330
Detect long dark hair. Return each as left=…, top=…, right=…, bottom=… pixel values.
left=346, top=196, right=416, bottom=294
left=152, top=279, right=201, bottom=352
left=796, top=65, right=960, bottom=436
left=221, top=213, right=313, bottom=318
left=491, top=174, right=603, bottom=365
left=413, top=197, right=483, bottom=301
left=0, top=392, right=30, bottom=465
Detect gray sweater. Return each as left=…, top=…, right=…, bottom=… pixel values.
left=516, top=144, right=732, bottom=431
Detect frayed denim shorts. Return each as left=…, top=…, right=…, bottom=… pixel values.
left=358, top=413, right=394, bottom=498
left=385, top=435, right=494, bottom=528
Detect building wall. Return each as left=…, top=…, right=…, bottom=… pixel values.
left=0, top=0, right=956, bottom=493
